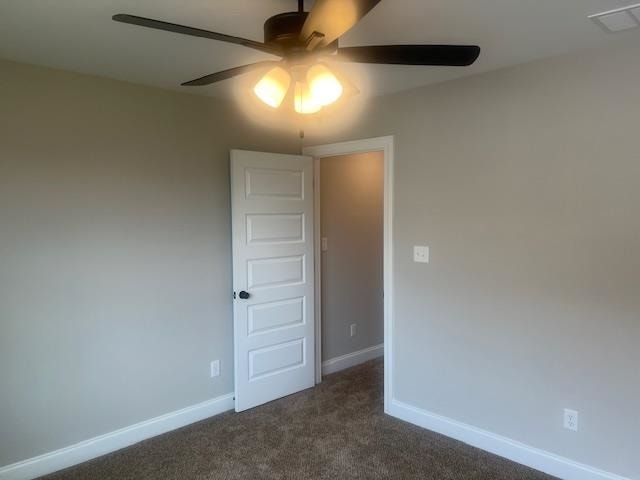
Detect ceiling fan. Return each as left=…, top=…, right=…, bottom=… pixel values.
left=113, top=0, right=480, bottom=115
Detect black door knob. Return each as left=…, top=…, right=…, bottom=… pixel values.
left=238, top=291, right=250, bottom=300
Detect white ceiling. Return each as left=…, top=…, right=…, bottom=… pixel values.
left=1, top=0, right=639, bottom=98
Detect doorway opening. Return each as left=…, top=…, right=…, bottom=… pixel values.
left=304, top=136, right=394, bottom=412
left=230, top=138, right=393, bottom=413
left=318, top=151, right=384, bottom=373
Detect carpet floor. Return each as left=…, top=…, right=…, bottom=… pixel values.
left=41, top=359, right=556, bottom=479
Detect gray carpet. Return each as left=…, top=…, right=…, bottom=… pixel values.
left=41, top=359, right=556, bottom=479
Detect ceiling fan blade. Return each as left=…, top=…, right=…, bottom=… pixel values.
left=181, top=61, right=280, bottom=86
left=300, top=0, right=381, bottom=50
left=336, top=45, right=481, bottom=66
left=113, top=14, right=283, bottom=56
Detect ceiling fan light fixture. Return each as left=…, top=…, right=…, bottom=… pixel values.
left=115, top=1, right=481, bottom=121
left=294, top=81, right=322, bottom=114
left=253, top=66, right=291, bottom=108
left=114, top=1, right=482, bottom=120
left=307, top=64, right=343, bottom=106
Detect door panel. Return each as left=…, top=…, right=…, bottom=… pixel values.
left=247, top=255, right=305, bottom=289
left=246, top=214, right=305, bottom=245
left=247, top=297, right=306, bottom=335
left=248, top=338, right=305, bottom=380
left=231, top=150, right=314, bottom=412
left=245, top=168, right=304, bottom=199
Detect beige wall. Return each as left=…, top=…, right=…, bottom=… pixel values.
left=307, top=41, right=640, bottom=478
left=2, top=37, right=640, bottom=479
left=320, top=152, right=384, bottom=360
left=0, top=59, right=299, bottom=466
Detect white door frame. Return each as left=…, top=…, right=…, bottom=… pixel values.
left=303, top=136, right=394, bottom=414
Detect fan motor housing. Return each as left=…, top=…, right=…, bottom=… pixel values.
left=264, top=11, right=337, bottom=54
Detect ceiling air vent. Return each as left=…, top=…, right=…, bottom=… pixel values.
left=589, top=4, right=640, bottom=32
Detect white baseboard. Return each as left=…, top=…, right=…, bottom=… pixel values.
left=5, top=381, right=628, bottom=480
left=322, top=343, right=383, bottom=375
left=0, top=393, right=235, bottom=480
left=388, top=399, right=631, bottom=480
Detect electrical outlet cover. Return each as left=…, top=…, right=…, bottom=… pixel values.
left=413, top=245, right=429, bottom=263
left=564, top=409, right=578, bottom=431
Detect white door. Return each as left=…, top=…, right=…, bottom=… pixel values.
left=231, top=150, right=315, bottom=412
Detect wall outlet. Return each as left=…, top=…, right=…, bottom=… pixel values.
left=564, top=408, right=578, bottom=431
left=413, top=245, right=429, bottom=263
left=350, top=323, right=357, bottom=337
left=210, top=360, right=220, bottom=378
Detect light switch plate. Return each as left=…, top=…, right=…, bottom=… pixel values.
left=321, top=237, right=328, bottom=252
left=413, top=246, right=429, bottom=263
